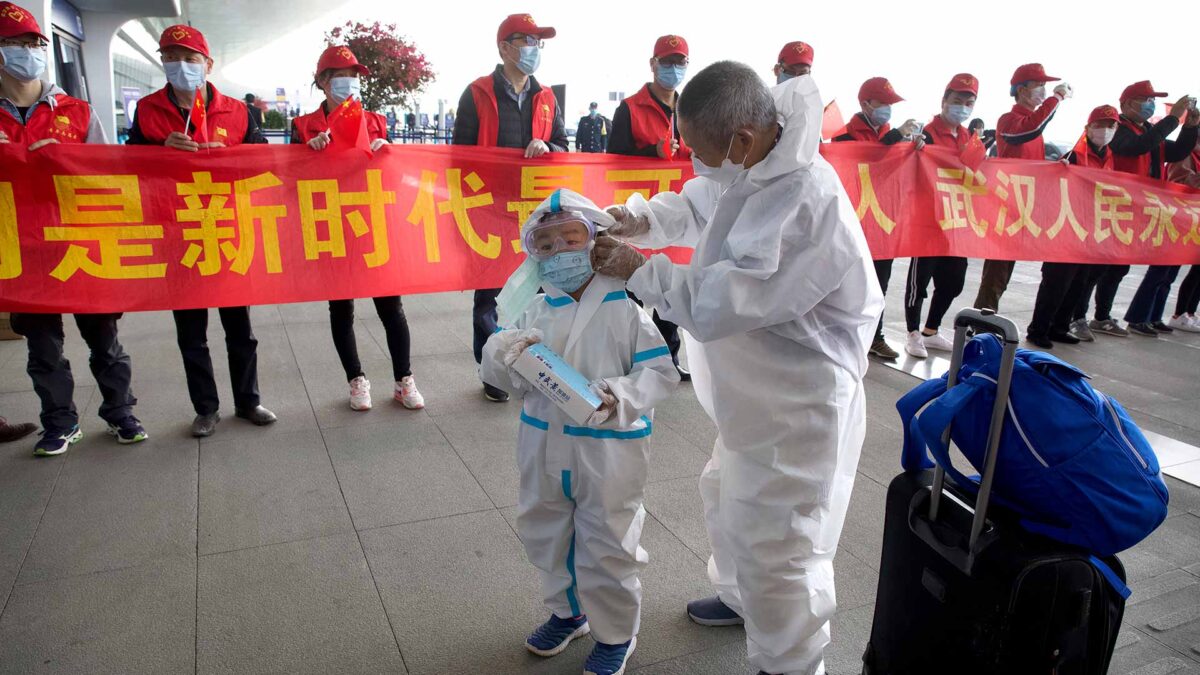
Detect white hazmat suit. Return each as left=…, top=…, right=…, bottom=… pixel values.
left=617, top=75, right=883, bottom=675
left=482, top=272, right=679, bottom=645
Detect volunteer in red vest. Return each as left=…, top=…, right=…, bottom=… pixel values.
left=1166, top=134, right=1200, bottom=332
left=974, top=64, right=1073, bottom=314
left=1114, top=81, right=1199, bottom=337
left=832, top=77, right=923, bottom=361
left=903, top=73, right=977, bottom=359
left=607, top=34, right=692, bottom=381
left=772, top=40, right=813, bottom=84
left=291, top=45, right=425, bottom=412
left=1063, top=104, right=1122, bottom=343
left=0, top=1, right=146, bottom=456
left=127, top=24, right=276, bottom=437
left=452, top=13, right=568, bottom=404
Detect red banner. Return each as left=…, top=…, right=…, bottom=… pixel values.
left=1, top=142, right=1198, bottom=314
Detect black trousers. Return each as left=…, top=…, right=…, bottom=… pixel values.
left=11, top=313, right=136, bottom=433
left=1175, top=266, right=1200, bottom=316
left=1124, top=265, right=1181, bottom=325
left=627, top=291, right=682, bottom=366
left=904, top=257, right=968, bottom=333
left=173, top=307, right=260, bottom=416
left=1074, top=264, right=1129, bottom=322
left=873, top=259, right=894, bottom=341
left=1027, top=263, right=1082, bottom=339
left=973, top=259, right=1016, bottom=312
left=472, top=288, right=501, bottom=365
left=329, top=296, right=412, bottom=382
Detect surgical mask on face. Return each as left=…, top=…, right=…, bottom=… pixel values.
left=329, top=76, right=360, bottom=103
left=513, top=45, right=541, bottom=76
left=537, top=250, right=593, bottom=293
left=869, top=104, right=892, bottom=127
left=944, top=104, right=973, bottom=126
left=0, top=45, right=46, bottom=82
left=691, top=134, right=750, bottom=188
left=655, top=63, right=686, bottom=90
left=1027, top=85, right=1047, bottom=107
left=1139, top=99, right=1157, bottom=121
left=164, top=60, right=207, bottom=93
left=776, top=72, right=794, bottom=85
left=589, top=109, right=597, bottom=117
left=1087, top=126, right=1116, bottom=148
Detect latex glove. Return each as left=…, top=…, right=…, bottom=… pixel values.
left=1169, top=95, right=1192, bottom=120
left=370, top=138, right=387, bottom=152
left=28, top=138, right=58, bottom=151
left=585, top=381, right=618, bottom=426
left=164, top=131, right=200, bottom=152
left=897, top=119, right=922, bottom=139
left=913, top=137, right=927, bottom=150
left=605, top=205, right=651, bottom=239
left=591, top=236, right=647, bottom=281
left=1053, top=83, right=1073, bottom=100
left=525, top=138, right=550, bottom=158
left=501, top=328, right=544, bottom=369
left=1186, top=105, right=1200, bottom=128
left=308, top=131, right=330, bottom=151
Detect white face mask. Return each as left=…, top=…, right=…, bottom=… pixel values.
left=691, top=133, right=751, bottom=188
left=1087, top=126, right=1116, bottom=148
left=329, top=76, right=360, bottom=104
left=1027, top=85, right=1047, bottom=107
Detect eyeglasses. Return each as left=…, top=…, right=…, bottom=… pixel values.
left=506, top=34, right=545, bottom=49
left=656, top=56, right=689, bottom=67
left=0, top=39, right=47, bottom=49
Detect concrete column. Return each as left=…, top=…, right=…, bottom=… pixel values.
left=78, top=11, right=131, bottom=142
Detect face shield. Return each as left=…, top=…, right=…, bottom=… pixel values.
left=522, top=210, right=596, bottom=261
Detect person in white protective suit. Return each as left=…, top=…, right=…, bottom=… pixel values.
left=591, top=62, right=883, bottom=675
left=480, top=189, right=679, bottom=675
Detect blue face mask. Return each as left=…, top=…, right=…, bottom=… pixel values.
left=655, top=63, right=686, bottom=90
left=0, top=45, right=46, bottom=82
left=329, top=76, right=360, bottom=104
left=538, top=250, right=593, bottom=293
left=164, top=60, right=206, bottom=93
left=869, top=104, right=892, bottom=127
left=945, top=104, right=973, bottom=126
left=776, top=72, right=795, bottom=85
left=1139, top=99, right=1157, bottom=121
left=514, top=45, right=541, bottom=76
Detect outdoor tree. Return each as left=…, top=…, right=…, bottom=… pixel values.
left=324, top=21, right=435, bottom=113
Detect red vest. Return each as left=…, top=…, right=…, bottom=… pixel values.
left=1112, top=117, right=1161, bottom=180
left=135, top=84, right=249, bottom=146
left=624, top=84, right=691, bottom=156
left=468, top=74, right=556, bottom=147
left=292, top=104, right=387, bottom=143
left=925, top=114, right=969, bottom=150
left=837, top=113, right=891, bottom=142
left=0, top=94, right=90, bottom=144
left=1070, top=134, right=1114, bottom=170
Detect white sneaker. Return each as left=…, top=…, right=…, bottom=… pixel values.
left=349, top=376, right=372, bottom=411
left=395, top=376, right=425, bottom=410
left=906, top=331, right=929, bottom=359
left=923, top=330, right=954, bottom=352
left=1190, top=314, right=1200, bottom=329
left=1169, top=314, right=1200, bottom=333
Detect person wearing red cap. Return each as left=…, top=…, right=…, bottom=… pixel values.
left=453, top=13, right=569, bottom=404
left=903, top=74, right=978, bottom=359
left=1166, top=133, right=1200, bottom=333
left=2, top=1, right=148, bottom=456
left=974, top=64, right=1074, bottom=315
left=1112, top=82, right=1199, bottom=337
left=127, top=24, right=276, bottom=437
left=608, top=35, right=692, bottom=382
left=773, top=41, right=813, bottom=84
left=290, top=45, right=425, bottom=413
left=832, top=77, right=923, bottom=361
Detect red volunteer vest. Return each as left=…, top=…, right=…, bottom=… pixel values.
left=468, top=74, right=556, bottom=147
left=1070, top=135, right=1114, bottom=171
left=925, top=114, right=969, bottom=151
left=1112, top=117, right=1161, bottom=180
left=0, top=93, right=90, bottom=144
left=837, top=113, right=891, bottom=142
left=624, top=84, right=691, bottom=156
left=135, top=84, right=249, bottom=146
left=292, top=105, right=388, bottom=143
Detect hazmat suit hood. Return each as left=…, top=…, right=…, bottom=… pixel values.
left=748, top=74, right=823, bottom=184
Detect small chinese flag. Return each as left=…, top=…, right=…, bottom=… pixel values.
left=821, top=100, right=844, bottom=142
left=961, top=132, right=987, bottom=170
left=326, top=95, right=370, bottom=154
left=665, top=112, right=676, bottom=160
left=189, top=87, right=208, bottom=144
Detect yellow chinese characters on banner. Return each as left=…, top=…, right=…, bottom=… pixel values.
left=0, top=182, right=19, bottom=280
left=46, top=174, right=166, bottom=281
left=177, top=171, right=288, bottom=275
left=935, top=168, right=989, bottom=237
left=297, top=169, right=393, bottom=268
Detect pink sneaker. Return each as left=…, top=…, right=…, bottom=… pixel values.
left=349, top=376, right=372, bottom=411
left=395, top=376, right=425, bottom=410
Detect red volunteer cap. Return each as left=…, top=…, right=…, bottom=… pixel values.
left=316, top=45, right=370, bottom=77
left=496, top=13, right=556, bottom=43
left=946, top=73, right=979, bottom=96
left=1088, top=105, right=1120, bottom=125
left=859, top=77, right=904, bottom=105
left=778, top=41, right=814, bottom=67
left=653, top=34, right=688, bottom=59
left=1010, top=63, right=1060, bottom=86
left=0, top=2, right=47, bottom=41
left=158, top=24, right=210, bottom=59
left=1120, top=80, right=1168, bottom=102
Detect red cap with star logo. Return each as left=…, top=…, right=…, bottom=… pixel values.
left=0, top=2, right=46, bottom=41
left=316, top=45, right=370, bottom=77
left=496, top=13, right=556, bottom=43
left=859, top=77, right=904, bottom=105
left=158, top=24, right=210, bottom=59
left=945, top=73, right=979, bottom=96
left=778, top=41, right=814, bottom=67
left=1087, top=105, right=1120, bottom=125
left=653, top=35, right=688, bottom=59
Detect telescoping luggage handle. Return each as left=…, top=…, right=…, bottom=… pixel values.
left=927, top=308, right=1021, bottom=557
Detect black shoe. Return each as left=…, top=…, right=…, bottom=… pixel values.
left=1049, top=331, right=1081, bottom=345
left=235, top=405, right=277, bottom=426
left=483, top=383, right=510, bottom=403
left=1151, top=321, right=1174, bottom=333
left=0, top=417, right=37, bottom=444
left=1026, top=335, right=1053, bottom=349
left=676, top=364, right=691, bottom=382
left=1128, top=323, right=1159, bottom=337
left=191, top=412, right=220, bottom=437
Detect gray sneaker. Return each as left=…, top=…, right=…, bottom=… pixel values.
left=1069, top=319, right=1095, bottom=342
left=1089, top=319, right=1129, bottom=337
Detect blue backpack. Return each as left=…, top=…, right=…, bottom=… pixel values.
left=897, top=333, right=1170, bottom=557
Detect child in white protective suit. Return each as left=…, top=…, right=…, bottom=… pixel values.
left=481, top=189, right=679, bottom=675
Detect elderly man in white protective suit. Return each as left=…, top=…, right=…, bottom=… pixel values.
left=591, top=61, right=883, bottom=675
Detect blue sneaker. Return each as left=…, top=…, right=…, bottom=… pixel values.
left=686, top=596, right=744, bottom=626
left=525, top=614, right=589, bottom=657
left=33, top=426, right=83, bottom=457
left=107, top=416, right=148, bottom=444
left=584, top=637, right=637, bottom=675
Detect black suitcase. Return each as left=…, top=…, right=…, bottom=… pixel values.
left=862, top=309, right=1128, bottom=675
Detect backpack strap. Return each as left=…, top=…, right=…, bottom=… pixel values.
left=1088, top=555, right=1132, bottom=599
left=896, top=375, right=951, bottom=471
left=910, top=373, right=989, bottom=492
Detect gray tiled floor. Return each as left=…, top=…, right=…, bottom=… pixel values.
left=1, top=261, right=1199, bottom=674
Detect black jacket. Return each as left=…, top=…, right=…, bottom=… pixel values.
left=1110, top=115, right=1198, bottom=179
left=452, top=65, right=568, bottom=151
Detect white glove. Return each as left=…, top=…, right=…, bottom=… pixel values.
left=898, top=119, right=922, bottom=139
left=307, top=131, right=330, bottom=150
left=585, top=381, right=618, bottom=426
left=605, top=205, right=651, bottom=238
left=501, top=328, right=544, bottom=368
left=370, top=138, right=387, bottom=152
left=1053, top=83, right=1073, bottom=100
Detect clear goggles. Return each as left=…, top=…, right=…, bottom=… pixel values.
left=522, top=210, right=596, bottom=260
